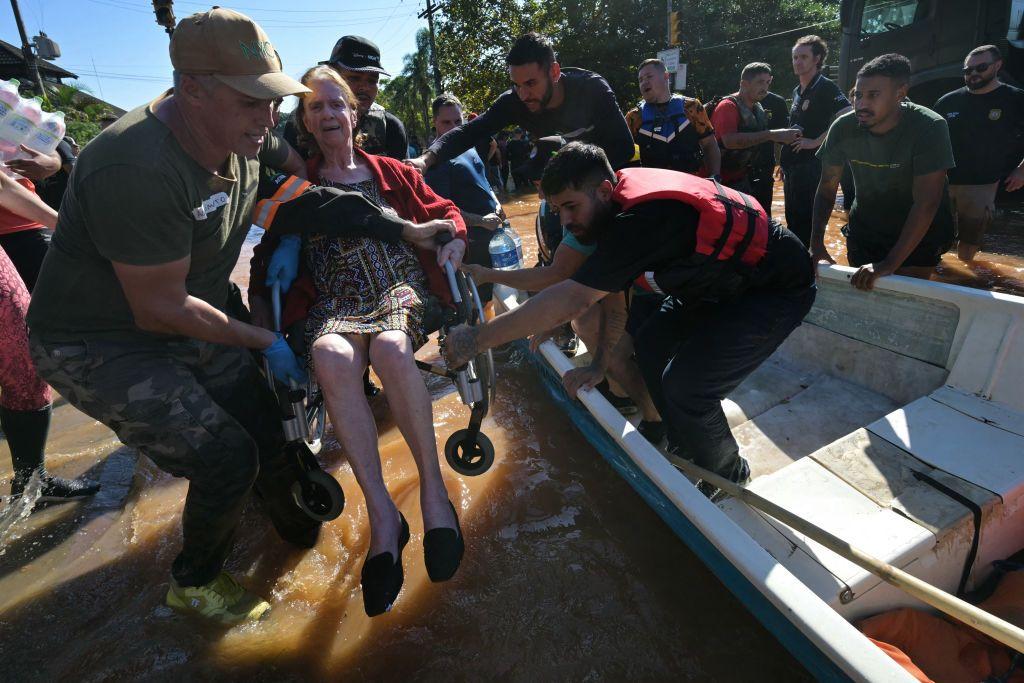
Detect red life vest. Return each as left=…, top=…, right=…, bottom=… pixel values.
left=611, top=167, right=769, bottom=297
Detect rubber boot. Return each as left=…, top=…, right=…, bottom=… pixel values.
left=1, top=404, right=100, bottom=502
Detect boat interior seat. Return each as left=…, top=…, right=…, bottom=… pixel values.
left=718, top=279, right=1024, bottom=620
left=720, top=422, right=1002, bottom=621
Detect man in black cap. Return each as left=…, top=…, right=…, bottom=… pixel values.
left=284, top=35, right=408, bottom=160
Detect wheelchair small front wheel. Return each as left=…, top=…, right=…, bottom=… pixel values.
left=291, top=469, right=345, bottom=522
left=444, top=429, right=495, bottom=476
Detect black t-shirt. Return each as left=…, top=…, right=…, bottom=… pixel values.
left=781, top=74, right=850, bottom=167
left=506, top=138, right=531, bottom=167
left=428, top=67, right=635, bottom=170
left=571, top=199, right=814, bottom=296
left=761, top=91, right=790, bottom=167
left=934, top=84, right=1024, bottom=185
left=35, top=139, right=76, bottom=211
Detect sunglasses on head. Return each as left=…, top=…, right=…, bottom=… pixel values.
left=963, top=62, right=994, bottom=75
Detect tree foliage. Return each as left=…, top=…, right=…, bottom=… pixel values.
left=429, top=0, right=840, bottom=114
left=37, top=83, right=115, bottom=147
left=377, top=28, right=437, bottom=144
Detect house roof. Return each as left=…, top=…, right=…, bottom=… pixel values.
left=0, top=38, right=77, bottom=79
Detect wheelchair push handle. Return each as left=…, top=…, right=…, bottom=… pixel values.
left=271, top=282, right=283, bottom=334
left=269, top=282, right=302, bottom=392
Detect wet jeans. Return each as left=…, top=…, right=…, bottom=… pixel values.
left=29, top=335, right=314, bottom=586
left=633, top=285, right=816, bottom=480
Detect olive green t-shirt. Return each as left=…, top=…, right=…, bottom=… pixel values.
left=817, top=101, right=955, bottom=241
left=27, top=96, right=288, bottom=342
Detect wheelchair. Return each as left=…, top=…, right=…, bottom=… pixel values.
left=262, top=235, right=496, bottom=522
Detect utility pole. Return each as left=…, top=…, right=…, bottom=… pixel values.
left=9, top=0, right=46, bottom=98
left=418, top=0, right=443, bottom=93
left=666, top=0, right=672, bottom=45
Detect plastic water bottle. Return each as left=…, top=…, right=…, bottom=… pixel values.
left=0, top=80, right=19, bottom=123
left=0, top=80, right=22, bottom=159
left=23, top=110, right=65, bottom=156
left=488, top=221, right=522, bottom=270
left=507, top=220, right=524, bottom=264
left=0, top=96, right=42, bottom=161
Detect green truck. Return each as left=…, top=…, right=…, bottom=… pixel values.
left=838, top=0, right=1023, bottom=105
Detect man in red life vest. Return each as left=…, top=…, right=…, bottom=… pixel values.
left=444, top=142, right=816, bottom=495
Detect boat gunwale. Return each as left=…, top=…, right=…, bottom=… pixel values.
left=493, top=271, right=936, bottom=682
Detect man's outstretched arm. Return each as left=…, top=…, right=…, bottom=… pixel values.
left=463, top=241, right=589, bottom=292
left=444, top=279, right=607, bottom=366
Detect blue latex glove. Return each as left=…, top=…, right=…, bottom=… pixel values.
left=262, top=333, right=309, bottom=386
left=265, top=234, right=301, bottom=293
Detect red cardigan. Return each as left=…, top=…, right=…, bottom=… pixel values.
left=249, top=149, right=467, bottom=329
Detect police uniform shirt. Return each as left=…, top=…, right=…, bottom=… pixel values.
left=780, top=73, right=850, bottom=167
left=762, top=91, right=790, bottom=129
left=760, top=91, right=790, bottom=168
left=934, top=83, right=1024, bottom=185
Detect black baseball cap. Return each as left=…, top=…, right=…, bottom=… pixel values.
left=322, top=35, right=390, bottom=76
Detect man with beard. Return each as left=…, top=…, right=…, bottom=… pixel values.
left=284, top=36, right=408, bottom=160
left=935, top=45, right=1024, bottom=262
left=443, top=142, right=816, bottom=497
left=624, top=58, right=720, bottom=177
left=406, top=33, right=634, bottom=175
left=810, top=54, right=955, bottom=290
left=711, top=62, right=801, bottom=208
left=781, top=35, right=852, bottom=245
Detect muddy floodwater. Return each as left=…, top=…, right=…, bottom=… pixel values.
left=2, top=186, right=1023, bottom=681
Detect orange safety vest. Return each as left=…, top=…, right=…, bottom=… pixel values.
left=611, top=167, right=769, bottom=299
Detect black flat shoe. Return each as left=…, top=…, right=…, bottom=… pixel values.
left=423, top=501, right=464, bottom=582
left=361, top=513, right=410, bottom=617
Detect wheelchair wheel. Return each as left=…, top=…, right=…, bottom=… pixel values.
left=444, top=429, right=495, bottom=476
left=291, top=469, right=345, bottom=522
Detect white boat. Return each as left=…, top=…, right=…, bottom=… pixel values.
left=493, top=264, right=1024, bottom=682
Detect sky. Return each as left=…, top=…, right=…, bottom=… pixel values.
left=1, top=0, right=427, bottom=111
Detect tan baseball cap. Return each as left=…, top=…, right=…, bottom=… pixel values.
left=169, top=7, right=309, bottom=99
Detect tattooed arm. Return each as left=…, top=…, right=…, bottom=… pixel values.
left=809, top=162, right=843, bottom=266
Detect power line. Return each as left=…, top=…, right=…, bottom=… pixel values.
left=83, top=0, right=150, bottom=14
left=694, top=17, right=839, bottom=52
left=173, top=0, right=411, bottom=13
left=82, top=0, right=416, bottom=29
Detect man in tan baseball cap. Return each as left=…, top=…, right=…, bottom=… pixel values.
left=170, top=6, right=308, bottom=100
left=26, top=6, right=322, bottom=625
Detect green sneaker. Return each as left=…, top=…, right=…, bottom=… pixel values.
left=165, top=572, right=271, bottom=624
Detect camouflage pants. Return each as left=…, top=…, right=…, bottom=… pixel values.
left=29, top=335, right=313, bottom=586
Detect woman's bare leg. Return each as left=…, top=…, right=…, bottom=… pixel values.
left=312, top=333, right=401, bottom=558
left=369, top=330, right=456, bottom=532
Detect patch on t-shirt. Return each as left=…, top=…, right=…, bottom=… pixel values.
left=192, top=192, right=230, bottom=220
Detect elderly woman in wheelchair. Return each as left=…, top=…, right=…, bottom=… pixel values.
left=249, top=65, right=493, bottom=617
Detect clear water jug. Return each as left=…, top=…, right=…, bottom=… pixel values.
left=488, top=221, right=522, bottom=271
